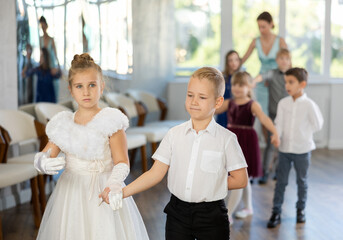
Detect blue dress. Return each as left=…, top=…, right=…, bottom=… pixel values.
left=255, top=36, right=280, bottom=115
left=26, top=67, right=61, bottom=103
left=216, top=75, right=232, bottom=127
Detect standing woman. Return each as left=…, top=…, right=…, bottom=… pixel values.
left=241, top=11, right=287, bottom=140
left=241, top=12, right=287, bottom=114
left=39, top=16, right=60, bottom=101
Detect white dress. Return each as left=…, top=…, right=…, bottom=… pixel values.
left=37, top=107, right=149, bottom=240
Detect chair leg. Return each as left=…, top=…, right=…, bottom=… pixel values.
left=38, top=175, right=47, bottom=213
left=151, top=142, right=158, bottom=154
left=30, top=177, right=41, bottom=228
left=129, top=149, right=137, bottom=168
left=140, top=145, right=147, bottom=172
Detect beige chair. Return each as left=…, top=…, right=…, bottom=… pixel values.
left=19, top=103, right=38, bottom=119
left=0, top=110, right=46, bottom=212
left=35, top=102, right=72, bottom=125
left=0, top=130, right=41, bottom=239
left=104, top=92, right=169, bottom=154
left=126, top=89, right=184, bottom=128
left=0, top=164, right=41, bottom=239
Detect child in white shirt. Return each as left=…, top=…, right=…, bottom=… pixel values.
left=267, top=67, right=323, bottom=228
left=120, top=67, right=248, bottom=239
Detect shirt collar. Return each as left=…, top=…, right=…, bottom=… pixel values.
left=184, top=118, right=217, bottom=137
left=294, top=92, right=307, bottom=102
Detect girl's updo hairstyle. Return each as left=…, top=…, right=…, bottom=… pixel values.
left=257, top=11, right=274, bottom=29
left=68, top=53, right=103, bottom=86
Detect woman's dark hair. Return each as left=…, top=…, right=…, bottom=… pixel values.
left=257, top=11, right=274, bottom=28
left=40, top=47, right=50, bottom=71
left=39, top=16, right=48, bottom=26
left=222, top=50, right=241, bottom=79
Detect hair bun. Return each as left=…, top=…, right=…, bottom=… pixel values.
left=71, top=53, right=94, bottom=68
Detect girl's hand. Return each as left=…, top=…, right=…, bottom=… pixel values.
left=99, top=187, right=111, bottom=204
left=271, top=134, right=280, bottom=148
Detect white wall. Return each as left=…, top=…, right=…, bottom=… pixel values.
left=0, top=0, right=17, bottom=109
left=167, top=79, right=343, bottom=150
left=329, top=84, right=343, bottom=149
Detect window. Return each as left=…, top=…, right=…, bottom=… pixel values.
left=286, top=0, right=325, bottom=75
left=175, top=0, right=221, bottom=75
left=232, top=0, right=279, bottom=77
left=22, top=0, right=132, bottom=75
left=331, top=0, right=343, bottom=78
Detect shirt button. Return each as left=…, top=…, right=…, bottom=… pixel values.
left=186, top=187, right=190, bottom=190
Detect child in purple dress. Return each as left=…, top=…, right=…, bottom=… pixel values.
left=216, top=71, right=279, bottom=223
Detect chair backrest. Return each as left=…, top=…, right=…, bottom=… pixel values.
left=59, top=100, right=74, bottom=110
left=72, top=99, right=109, bottom=111
left=0, top=110, right=37, bottom=145
left=126, top=89, right=160, bottom=113
left=18, top=103, right=38, bottom=118
left=104, top=92, right=138, bottom=119
left=0, top=125, right=11, bottom=163
left=126, top=89, right=167, bottom=121
left=35, top=102, right=72, bottom=124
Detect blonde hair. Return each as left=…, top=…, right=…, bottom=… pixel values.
left=231, top=71, right=254, bottom=98
left=191, top=67, right=225, bottom=98
left=68, top=53, right=103, bottom=86
left=276, top=48, right=291, bottom=59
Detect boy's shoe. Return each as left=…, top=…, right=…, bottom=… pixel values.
left=235, top=208, right=253, bottom=219
left=296, top=209, right=306, bottom=223
left=267, top=213, right=281, bottom=228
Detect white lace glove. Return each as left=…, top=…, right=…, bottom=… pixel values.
left=34, top=148, right=66, bottom=175
left=104, top=163, right=129, bottom=211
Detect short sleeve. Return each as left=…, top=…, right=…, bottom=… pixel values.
left=94, top=107, right=129, bottom=137
left=225, top=133, right=248, bottom=172
left=45, top=111, right=73, bottom=149
left=152, top=129, right=173, bottom=165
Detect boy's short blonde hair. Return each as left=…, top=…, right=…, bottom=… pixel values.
left=276, top=48, right=291, bottom=59
left=191, top=67, right=225, bottom=98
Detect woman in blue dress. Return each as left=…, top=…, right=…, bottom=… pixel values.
left=23, top=48, right=61, bottom=103
left=241, top=11, right=287, bottom=115
left=241, top=11, right=287, bottom=143
left=39, top=16, right=60, bottom=101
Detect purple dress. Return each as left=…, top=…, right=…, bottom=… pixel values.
left=227, top=100, right=261, bottom=177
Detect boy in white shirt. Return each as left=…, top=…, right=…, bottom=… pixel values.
left=123, top=67, right=248, bottom=239
left=267, top=67, right=323, bottom=228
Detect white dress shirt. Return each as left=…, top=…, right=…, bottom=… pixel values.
left=275, top=93, right=323, bottom=154
left=152, top=118, right=247, bottom=203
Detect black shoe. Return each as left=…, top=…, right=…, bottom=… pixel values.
left=297, top=209, right=306, bottom=223
left=258, top=175, right=268, bottom=184
left=267, top=213, right=281, bottom=228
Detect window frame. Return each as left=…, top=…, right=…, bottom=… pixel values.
left=220, top=0, right=342, bottom=82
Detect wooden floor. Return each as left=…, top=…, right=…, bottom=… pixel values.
left=2, top=149, right=343, bottom=240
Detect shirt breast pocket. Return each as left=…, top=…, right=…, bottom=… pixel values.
left=200, top=151, right=223, bottom=173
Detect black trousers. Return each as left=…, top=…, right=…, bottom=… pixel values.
left=164, top=195, right=230, bottom=240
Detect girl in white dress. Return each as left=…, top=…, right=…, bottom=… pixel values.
left=33, top=53, right=149, bottom=240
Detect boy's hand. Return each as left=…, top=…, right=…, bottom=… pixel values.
left=271, top=134, right=280, bottom=148
left=99, top=184, right=123, bottom=210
